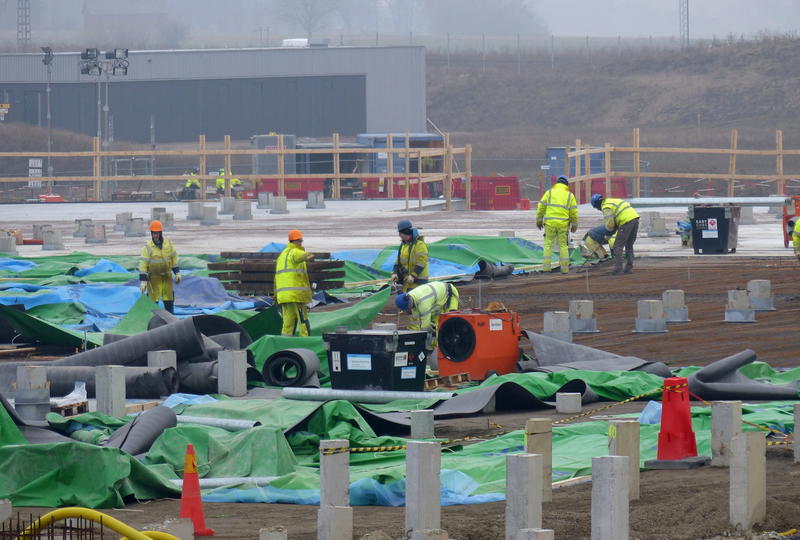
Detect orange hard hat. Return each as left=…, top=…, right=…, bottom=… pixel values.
left=149, top=220, right=163, bottom=232
left=288, top=229, right=303, bottom=241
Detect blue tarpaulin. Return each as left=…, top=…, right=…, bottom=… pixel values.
left=74, top=259, right=130, bottom=277
left=0, top=259, right=37, bottom=273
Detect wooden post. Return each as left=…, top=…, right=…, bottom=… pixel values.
left=444, top=133, right=452, bottom=211
left=278, top=135, right=285, bottom=198
left=387, top=133, right=394, bottom=199
left=727, top=129, right=738, bottom=197
left=604, top=143, right=612, bottom=197
left=465, top=144, right=472, bottom=211
left=199, top=135, right=207, bottom=201
left=564, top=144, right=571, bottom=178
left=224, top=134, right=232, bottom=198
left=333, top=133, right=341, bottom=200
left=776, top=129, right=784, bottom=195
left=404, top=132, right=411, bottom=205
left=633, top=128, right=641, bottom=198
left=417, top=151, right=423, bottom=211
left=92, top=136, right=101, bottom=201
left=584, top=144, right=591, bottom=201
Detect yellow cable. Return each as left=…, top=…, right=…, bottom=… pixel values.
left=13, top=507, right=180, bottom=540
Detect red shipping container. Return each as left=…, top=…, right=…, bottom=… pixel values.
left=469, top=176, right=520, bottom=210
left=362, top=177, right=434, bottom=199
left=258, top=178, right=326, bottom=200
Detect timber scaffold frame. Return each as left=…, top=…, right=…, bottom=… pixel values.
left=0, top=133, right=473, bottom=211
left=567, top=128, right=799, bottom=200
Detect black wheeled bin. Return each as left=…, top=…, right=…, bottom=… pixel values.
left=690, top=205, right=740, bottom=254
left=323, top=329, right=429, bottom=391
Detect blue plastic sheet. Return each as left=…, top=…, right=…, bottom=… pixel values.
left=377, top=256, right=477, bottom=277
left=637, top=400, right=662, bottom=424
left=332, top=249, right=382, bottom=267
left=0, top=258, right=37, bottom=273
left=161, top=393, right=219, bottom=408
left=260, top=242, right=286, bottom=253
left=74, top=259, right=130, bottom=277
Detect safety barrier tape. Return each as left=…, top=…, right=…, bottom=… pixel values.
left=687, top=388, right=794, bottom=443
left=552, top=387, right=664, bottom=425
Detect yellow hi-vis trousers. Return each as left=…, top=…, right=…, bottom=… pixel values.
left=280, top=302, right=310, bottom=336
left=543, top=225, right=570, bottom=273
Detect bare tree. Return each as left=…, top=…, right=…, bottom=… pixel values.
left=275, top=0, right=340, bottom=40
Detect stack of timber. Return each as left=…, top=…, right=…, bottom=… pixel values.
left=209, top=251, right=345, bottom=296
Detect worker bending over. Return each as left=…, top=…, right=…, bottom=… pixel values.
left=139, top=220, right=181, bottom=313
left=536, top=175, right=578, bottom=274
left=275, top=229, right=315, bottom=336
left=591, top=193, right=640, bottom=275
left=580, top=225, right=616, bottom=261
left=395, top=281, right=460, bottom=352
left=392, top=219, right=429, bottom=292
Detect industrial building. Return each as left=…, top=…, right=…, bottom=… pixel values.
left=0, top=46, right=426, bottom=143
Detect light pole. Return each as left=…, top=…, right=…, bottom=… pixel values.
left=41, top=46, right=54, bottom=189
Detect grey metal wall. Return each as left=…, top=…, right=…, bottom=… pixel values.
left=0, top=46, right=426, bottom=140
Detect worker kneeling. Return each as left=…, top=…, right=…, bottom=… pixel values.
left=276, top=229, right=315, bottom=336
left=580, top=225, right=616, bottom=261
left=139, top=220, right=181, bottom=314
left=395, top=281, right=460, bottom=356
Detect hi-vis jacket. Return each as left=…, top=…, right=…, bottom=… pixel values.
left=139, top=238, right=179, bottom=301
left=407, top=281, right=460, bottom=333
left=792, top=219, right=800, bottom=253
left=601, top=198, right=640, bottom=233
left=275, top=243, right=312, bottom=304
left=536, top=183, right=578, bottom=229
left=394, top=234, right=429, bottom=290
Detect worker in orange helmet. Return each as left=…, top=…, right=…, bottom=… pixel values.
left=138, top=220, right=181, bottom=313
left=275, top=229, right=315, bottom=336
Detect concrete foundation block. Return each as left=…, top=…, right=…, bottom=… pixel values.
left=200, top=206, right=219, bottom=226
left=505, top=453, right=543, bottom=540
left=14, top=366, right=50, bottom=422
left=42, top=229, right=64, bottom=250
left=233, top=199, right=253, bottom=220
left=73, top=218, right=93, bottom=238
left=147, top=350, right=177, bottom=371
left=0, top=499, right=10, bottom=522
left=405, top=441, right=441, bottom=535
left=217, top=350, right=248, bottom=397
left=725, top=290, right=755, bottom=322
left=0, top=235, right=18, bottom=255
left=727, top=289, right=750, bottom=310
left=634, top=299, right=667, bottom=333
left=320, top=440, right=350, bottom=508
left=270, top=196, right=289, bottom=214
left=663, top=289, right=690, bottom=322
left=151, top=207, right=167, bottom=221
left=114, top=212, right=132, bottom=231
left=161, top=518, right=195, bottom=540
left=96, top=365, right=126, bottom=417
left=256, top=192, right=273, bottom=209
left=259, top=526, right=288, bottom=540
left=591, top=455, right=629, bottom=540
left=187, top=201, right=204, bottom=220
left=747, top=279, right=775, bottom=311
left=729, top=432, right=766, bottom=530
left=542, top=311, right=572, bottom=342
left=219, top=196, right=236, bottom=215
left=608, top=420, right=640, bottom=500
left=124, top=218, right=146, bottom=237
left=499, top=230, right=516, bottom=237
left=555, top=392, right=581, bottom=414
left=410, top=409, right=435, bottom=439
left=317, top=506, right=353, bottom=540
left=525, top=419, right=552, bottom=502
left=739, top=206, right=756, bottom=225
left=517, top=530, right=554, bottom=540
left=569, top=300, right=599, bottom=333
left=32, top=223, right=53, bottom=240
left=647, top=215, right=670, bottom=237
left=725, top=309, right=756, bottom=323
left=84, top=224, right=107, bottom=244
left=711, top=400, right=742, bottom=467
left=306, top=190, right=326, bottom=209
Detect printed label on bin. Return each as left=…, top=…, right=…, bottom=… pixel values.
left=404, top=341, right=416, bottom=346
left=489, top=318, right=503, bottom=331
left=707, top=218, right=718, bottom=231
left=400, top=366, right=417, bottom=379
left=702, top=230, right=719, bottom=238
left=347, top=353, right=372, bottom=371
left=331, top=351, right=341, bottom=372
left=394, top=351, right=408, bottom=367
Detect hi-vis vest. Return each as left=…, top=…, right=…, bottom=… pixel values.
left=139, top=238, right=178, bottom=276
left=601, top=198, right=639, bottom=230
left=407, top=281, right=460, bottom=331
left=395, top=237, right=429, bottom=282
left=537, top=183, right=578, bottom=228
left=185, top=174, right=200, bottom=188
left=275, top=243, right=311, bottom=304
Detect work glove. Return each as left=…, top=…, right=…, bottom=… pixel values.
left=139, top=282, right=148, bottom=294
left=404, top=275, right=415, bottom=286
left=390, top=273, right=399, bottom=283
left=304, top=253, right=316, bottom=262
left=536, top=221, right=543, bottom=230
left=570, top=224, right=578, bottom=233
left=174, top=273, right=182, bottom=284
left=312, top=282, right=318, bottom=290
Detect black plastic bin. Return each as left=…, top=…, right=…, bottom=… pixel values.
left=690, top=205, right=740, bottom=254
left=323, top=329, right=428, bottom=391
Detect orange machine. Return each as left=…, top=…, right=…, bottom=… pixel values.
left=783, top=196, right=800, bottom=247
left=437, top=310, right=522, bottom=380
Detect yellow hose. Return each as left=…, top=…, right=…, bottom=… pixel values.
left=13, top=507, right=180, bottom=540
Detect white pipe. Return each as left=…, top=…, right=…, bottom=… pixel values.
left=282, top=387, right=453, bottom=403
left=176, top=415, right=259, bottom=431
left=626, top=196, right=786, bottom=208
left=169, top=476, right=278, bottom=488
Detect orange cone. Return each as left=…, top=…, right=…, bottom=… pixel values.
left=656, top=376, right=698, bottom=460
left=179, top=443, right=215, bottom=536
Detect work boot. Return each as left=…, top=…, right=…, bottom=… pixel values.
left=624, top=266, right=633, bottom=274
left=611, top=266, right=623, bottom=275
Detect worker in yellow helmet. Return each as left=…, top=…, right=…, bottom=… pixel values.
left=536, top=175, right=578, bottom=273
left=790, top=219, right=800, bottom=261
left=215, top=168, right=242, bottom=195
left=139, top=220, right=181, bottom=313
left=275, top=229, right=315, bottom=336
left=591, top=193, right=640, bottom=275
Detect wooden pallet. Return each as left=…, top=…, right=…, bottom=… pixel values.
left=50, top=401, right=89, bottom=417
left=125, top=401, right=161, bottom=413
left=424, top=372, right=471, bottom=391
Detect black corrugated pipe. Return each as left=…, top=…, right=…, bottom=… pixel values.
left=261, top=348, right=321, bottom=387
left=41, top=366, right=179, bottom=399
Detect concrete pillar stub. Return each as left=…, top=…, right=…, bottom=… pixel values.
left=219, top=196, right=236, bottom=215
left=114, top=212, right=132, bottom=231
left=725, top=290, right=755, bottom=323
left=32, top=223, right=53, bottom=239
left=161, top=518, right=194, bottom=540
left=85, top=224, right=107, bottom=244
left=729, top=432, right=766, bottom=530
left=517, top=530, right=554, bottom=540
left=259, top=526, right=288, bottom=540
left=151, top=207, right=167, bottom=220
left=73, top=218, right=93, bottom=238
left=0, top=235, right=17, bottom=255
left=711, top=401, right=742, bottom=467
left=555, top=392, right=581, bottom=414
left=317, top=506, right=353, bottom=540
left=42, top=229, right=64, bottom=250
left=95, top=365, right=126, bottom=417
left=794, top=404, right=800, bottom=464
left=233, top=199, right=253, bottom=220
left=306, top=191, right=326, bottom=209
left=410, top=409, right=435, bottom=439
left=663, top=289, right=690, bottom=322
left=647, top=214, right=670, bottom=237
left=543, top=311, right=572, bottom=342
left=608, top=420, right=640, bottom=500
left=319, top=439, right=350, bottom=508
left=257, top=192, right=273, bottom=209
left=147, top=350, right=177, bottom=371
left=569, top=300, right=599, bottom=333
left=524, top=418, right=552, bottom=502
left=217, top=350, right=248, bottom=397
left=16, top=365, right=47, bottom=390
left=591, top=455, right=629, bottom=540
left=405, top=441, right=441, bottom=535
left=270, top=196, right=289, bottom=214
left=505, top=453, right=543, bottom=540
left=187, top=201, right=204, bottom=220
left=200, top=206, right=219, bottom=226
left=747, top=279, right=775, bottom=311
left=727, top=290, right=750, bottom=310
left=739, top=206, right=756, bottom=224
left=124, top=217, right=146, bottom=237
left=635, top=299, right=667, bottom=333
left=0, top=499, right=10, bottom=522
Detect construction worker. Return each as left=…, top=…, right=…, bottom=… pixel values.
left=536, top=175, right=578, bottom=273
left=215, top=168, right=242, bottom=196
left=395, top=281, right=460, bottom=352
left=275, top=229, right=315, bottom=336
left=391, top=219, right=428, bottom=292
left=591, top=193, right=640, bottom=275
left=183, top=168, right=201, bottom=199
left=790, top=219, right=800, bottom=261
left=139, top=220, right=181, bottom=313
left=580, top=225, right=616, bottom=261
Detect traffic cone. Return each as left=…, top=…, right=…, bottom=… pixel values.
left=656, top=376, right=698, bottom=460
left=179, top=443, right=215, bottom=536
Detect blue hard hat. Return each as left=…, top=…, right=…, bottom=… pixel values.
left=397, top=219, right=413, bottom=232
left=591, top=194, right=603, bottom=209
left=556, top=175, right=569, bottom=185
left=395, top=293, right=411, bottom=312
